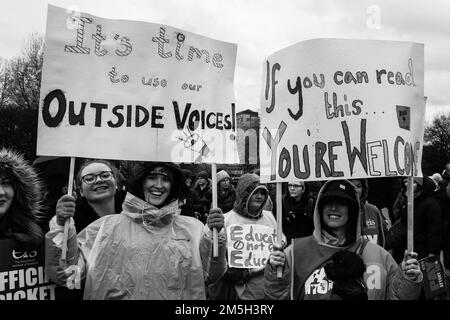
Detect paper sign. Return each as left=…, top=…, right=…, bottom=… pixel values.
left=37, top=5, right=238, bottom=164
left=259, top=39, right=425, bottom=182
left=226, top=224, right=276, bottom=269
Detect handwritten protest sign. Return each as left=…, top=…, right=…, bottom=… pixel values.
left=259, top=39, right=425, bottom=182
left=37, top=5, right=238, bottom=164
left=0, top=239, right=79, bottom=300
left=226, top=224, right=276, bottom=269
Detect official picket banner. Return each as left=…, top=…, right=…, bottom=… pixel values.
left=226, top=224, right=276, bottom=269
left=259, top=39, right=425, bottom=182
left=37, top=5, right=239, bottom=164
left=0, top=239, right=79, bottom=300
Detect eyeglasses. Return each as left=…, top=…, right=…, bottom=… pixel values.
left=81, top=171, right=113, bottom=184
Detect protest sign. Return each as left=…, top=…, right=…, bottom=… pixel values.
left=226, top=224, right=276, bottom=269
left=37, top=5, right=238, bottom=164
left=0, top=239, right=78, bottom=300
left=259, top=39, right=425, bottom=182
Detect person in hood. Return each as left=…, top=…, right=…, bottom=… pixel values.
left=387, top=176, right=443, bottom=263
left=217, top=170, right=236, bottom=213
left=349, top=179, right=388, bottom=248
left=0, top=148, right=44, bottom=248
left=45, top=161, right=226, bottom=300
left=264, top=179, right=423, bottom=300
left=208, top=173, right=285, bottom=300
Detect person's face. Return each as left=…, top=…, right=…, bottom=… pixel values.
left=185, top=178, right=192, bottom=187
left=197, top=177, right=207, bottom=187
left=143, top=166, right=172, bottom=207
left=248, top=189, right=267, bottom=216
left=80, top=163, right=116, bottom=203
left=288, top=182, right=304, bottom=199
left=322, top=198, right=349, bottom=231
left=219, top=178, right=230, bottom=189
left=349, top=179, right=363, bottom=199
left=0, top=176, right=14, bottom=217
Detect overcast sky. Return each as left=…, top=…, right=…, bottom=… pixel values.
left=1, top=0, right=449, bottom=122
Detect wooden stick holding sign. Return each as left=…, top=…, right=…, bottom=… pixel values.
left=407, top=164, right=414, bottom=253
left=60, top=156, right=75, bottom=266
left=211, top=163, right=219, bottom=257
left=276, top=182, right=283, bottom=278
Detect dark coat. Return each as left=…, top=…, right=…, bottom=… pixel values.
left=387, top=176, right=443, bottom=262
left=282, top=191, right=315, bottom=243
left=218, top=184, right=236, bottom=213
left=74, top=189, right=127, bottom=231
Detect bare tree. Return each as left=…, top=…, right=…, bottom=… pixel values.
left=423, top=112, right=450, bottom=174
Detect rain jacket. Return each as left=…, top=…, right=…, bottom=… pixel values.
left=264, top=179, right=422, bottom=300
left=45, top=192, right=227, bottom=300
left=220, top=173, right=284, bottom=300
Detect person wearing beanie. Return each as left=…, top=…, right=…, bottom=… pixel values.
left=216, top=170, right=236, bottom=214
left=282, top=180, right=315, bottom=245
left=208, top=173, right=284, bottom=300
left=195, top=170, right=212, bottom=223
left=46, top=161, right=227, bottom=300
left=265, top=179, right=423, bottom=300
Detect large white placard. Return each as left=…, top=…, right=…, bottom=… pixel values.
left=260, top=39, right=425, bottom=182
left=37, top=5, right=239, bottom=164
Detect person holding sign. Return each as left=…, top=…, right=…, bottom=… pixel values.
left=264, top=179, right=423, bottom=300
left=208, top=173, right=284, bottom=300
left=0, top=148, right=44, bottom=247
left=45, top=161, right=226, bottom=299
left=55, top=159, right=126, bottom=232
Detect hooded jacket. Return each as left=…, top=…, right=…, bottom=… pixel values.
left=358, top=179, right=387, bottom=247
left=219, top=173, right=283, bottom=300
left=264, top=179, right=422, bottom=300
left=0, top=148, right=44, bottom=248
left=45, top=162, right=227, bottom=300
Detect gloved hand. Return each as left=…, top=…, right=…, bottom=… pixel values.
left=207, top=208, right=224, bottom=232
left=55, top=194, right=76, bottom=226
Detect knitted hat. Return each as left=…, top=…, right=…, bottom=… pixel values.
left=196, top=171, right=209, bottom=180
left=217, top=170, right=230, bottom=184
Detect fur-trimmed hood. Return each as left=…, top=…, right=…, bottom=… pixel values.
left=0, top=148, right=44, bottom=247
left=233, top=173, right=268, bottom=219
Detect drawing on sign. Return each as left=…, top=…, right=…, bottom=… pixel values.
left=396, top=105, right=411, bottom=130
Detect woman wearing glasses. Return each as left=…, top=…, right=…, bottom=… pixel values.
left=45, top=161, right=226, bottom=300
left=54, top=159, right=126, bottom=231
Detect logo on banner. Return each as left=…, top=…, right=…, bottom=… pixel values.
left=12, top=250, right=38, bottom=260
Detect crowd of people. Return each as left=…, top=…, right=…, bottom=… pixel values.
left=1, top=146, right=449, bottom=300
